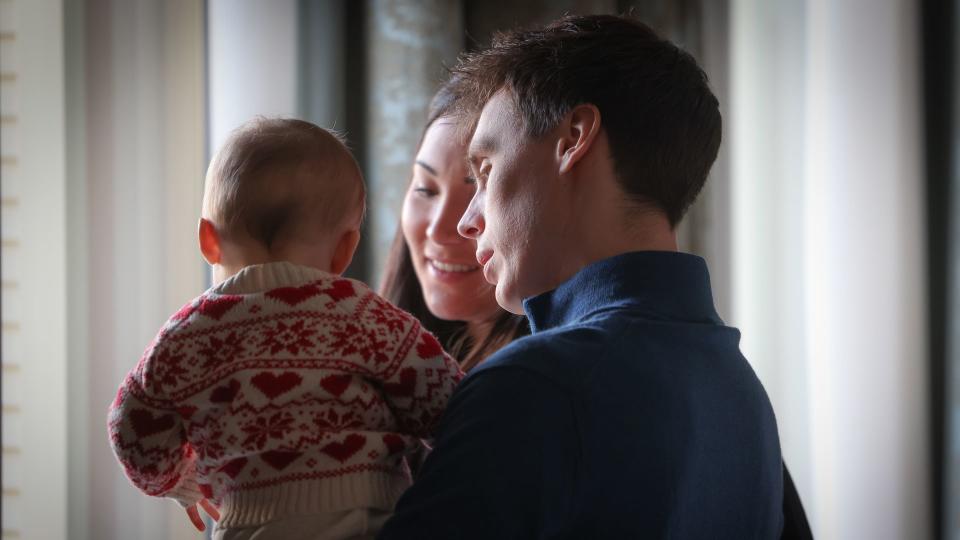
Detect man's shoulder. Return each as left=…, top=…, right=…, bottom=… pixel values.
left=467, top=322, right=614, bottom=390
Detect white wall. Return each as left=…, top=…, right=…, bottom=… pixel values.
left=0, top=0, right=68, bottom=537
left=207, top=0, right=299, bottom=154
left=731, top=1, right=929, bottom=538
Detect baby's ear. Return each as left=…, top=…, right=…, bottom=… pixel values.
left=331, top=229, right=361, bottom=275
left=198, top=218, right=222, bottom=265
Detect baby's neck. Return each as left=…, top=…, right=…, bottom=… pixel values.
left=210, top=236, right=337, bottom=286
left=212, top=258, right=332, bottom=286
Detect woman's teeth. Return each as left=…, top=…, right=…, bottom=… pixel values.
left=430, top=260, right=478, bottom=273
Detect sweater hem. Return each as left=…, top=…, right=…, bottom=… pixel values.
left=217, top=470, right=410, bottom=528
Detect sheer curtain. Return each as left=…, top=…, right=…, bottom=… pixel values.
left=731, top=1, right=929, bottom=538
left=66, top=1, right=207, bottom=538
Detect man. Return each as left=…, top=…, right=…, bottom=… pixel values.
left=380, top=15, right=787, bottom=538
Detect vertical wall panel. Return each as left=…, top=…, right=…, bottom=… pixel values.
left=0, top=0, right=68, bottom=538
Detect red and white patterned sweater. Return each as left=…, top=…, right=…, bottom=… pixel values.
left=107, top=262, right=463, bottom=527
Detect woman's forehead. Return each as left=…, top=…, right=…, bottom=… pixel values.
left=416, top=121, right=469, bottom=174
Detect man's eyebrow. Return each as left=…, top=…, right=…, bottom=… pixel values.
left=414, top=160, right=438, bottom=176
left=468, top=135, right=498, bottom=159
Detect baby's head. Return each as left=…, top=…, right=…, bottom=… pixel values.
left=199, top=118, right=365, bottom=284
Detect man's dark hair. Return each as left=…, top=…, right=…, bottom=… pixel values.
left=451, top=14, right=721, bottom=226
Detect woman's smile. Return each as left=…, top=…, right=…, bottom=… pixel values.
left=427, top=258, right=480, bottom=273
left=425, top=257, right=482, bottom=284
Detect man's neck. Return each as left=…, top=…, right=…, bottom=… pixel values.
left=611, top=210, right=679, bottom=253
left=570, top=206, right=678, bottom=276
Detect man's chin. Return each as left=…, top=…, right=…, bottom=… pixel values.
left=494, top=286, right=525, bottom=316
left=481, top=261, right=497, bottom=286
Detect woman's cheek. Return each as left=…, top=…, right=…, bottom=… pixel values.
left=400, top=195, right=425, bottom=247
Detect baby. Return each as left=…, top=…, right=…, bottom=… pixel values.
left=108, top=118, right=463, bottom=539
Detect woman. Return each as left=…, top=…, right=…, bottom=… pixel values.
left=380, top=80, right=528, bottom=371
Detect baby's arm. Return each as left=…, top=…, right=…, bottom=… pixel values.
left=107, top=339, right=202, bottom=509
left=379, top=317, right=464, bottom=438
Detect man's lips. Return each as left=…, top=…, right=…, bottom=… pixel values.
left=475, top=250, right=493, bottom=267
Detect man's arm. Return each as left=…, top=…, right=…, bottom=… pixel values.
left=378, top=364, right=579, bottom=539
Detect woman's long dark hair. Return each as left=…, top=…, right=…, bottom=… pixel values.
left=379, top=77, right=529, bottom=372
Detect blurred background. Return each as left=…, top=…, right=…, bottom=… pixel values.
left=0, top=0, right=954, bottom=538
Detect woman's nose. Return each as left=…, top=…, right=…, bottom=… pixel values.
left=426, top=196, right=467, bottom=244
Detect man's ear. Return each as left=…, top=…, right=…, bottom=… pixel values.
left=198, top=218, right=222, bottom=265
left=331, top=229, right=361, bottom=275
left=556, top=104, right=602, bottom=175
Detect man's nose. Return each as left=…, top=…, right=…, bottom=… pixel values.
left=457, top=191, right=485, bottom=240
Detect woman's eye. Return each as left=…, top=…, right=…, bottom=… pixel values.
left=413, top=186, right=437, bottom=197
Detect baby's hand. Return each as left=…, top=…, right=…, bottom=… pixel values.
left=185, top=499, right=220, bottom=532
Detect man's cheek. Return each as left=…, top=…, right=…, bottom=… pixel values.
left=498, top=201, right=527, bottom=247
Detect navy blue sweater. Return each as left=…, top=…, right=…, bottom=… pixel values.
left=379, top=252, right=783, bottom=539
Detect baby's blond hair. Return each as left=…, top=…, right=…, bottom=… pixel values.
left=203, top=117, right=365, bottom=250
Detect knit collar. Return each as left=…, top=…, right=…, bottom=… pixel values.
left=522, top=251, right=723, bottom=334
left=211, top=261, right=335, bottom=295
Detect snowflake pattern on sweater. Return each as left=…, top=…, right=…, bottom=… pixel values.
left=107, top=263, right=463, bottom=519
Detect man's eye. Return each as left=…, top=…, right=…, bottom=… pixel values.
left=478, top=167, right=491, bottom=185
left=472, top=162, right=490, bottom=182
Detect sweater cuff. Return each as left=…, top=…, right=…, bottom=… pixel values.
left=166, top=471, right=204, bottom=508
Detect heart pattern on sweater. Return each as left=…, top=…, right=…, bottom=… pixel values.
left=320, top=374, right=352, bottom=397
left=251, top=372, right=302, bottom=399
left=129, top=409, right=175, bottom=438
left=266, top=284, right=320, bottom=306
left=321, top=280, right=355, bottom=302
left=383, top=368, right=417, bottom=398
left=261, top=450, right=302, bottom=471
left=218, top=456, right=249, bottom=478
left=416, top=333, right=443, bottom=358
left=383, top=434, right=406, bottom=456
left=210, top=379, right=241, bottom=403
left=197, top=295, right=243, bottom=320
left=176, top=406, right=197, bottom=419
left=171, top=301, right=197, bottom=322
left=322, top=434, right=366, bottom=463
